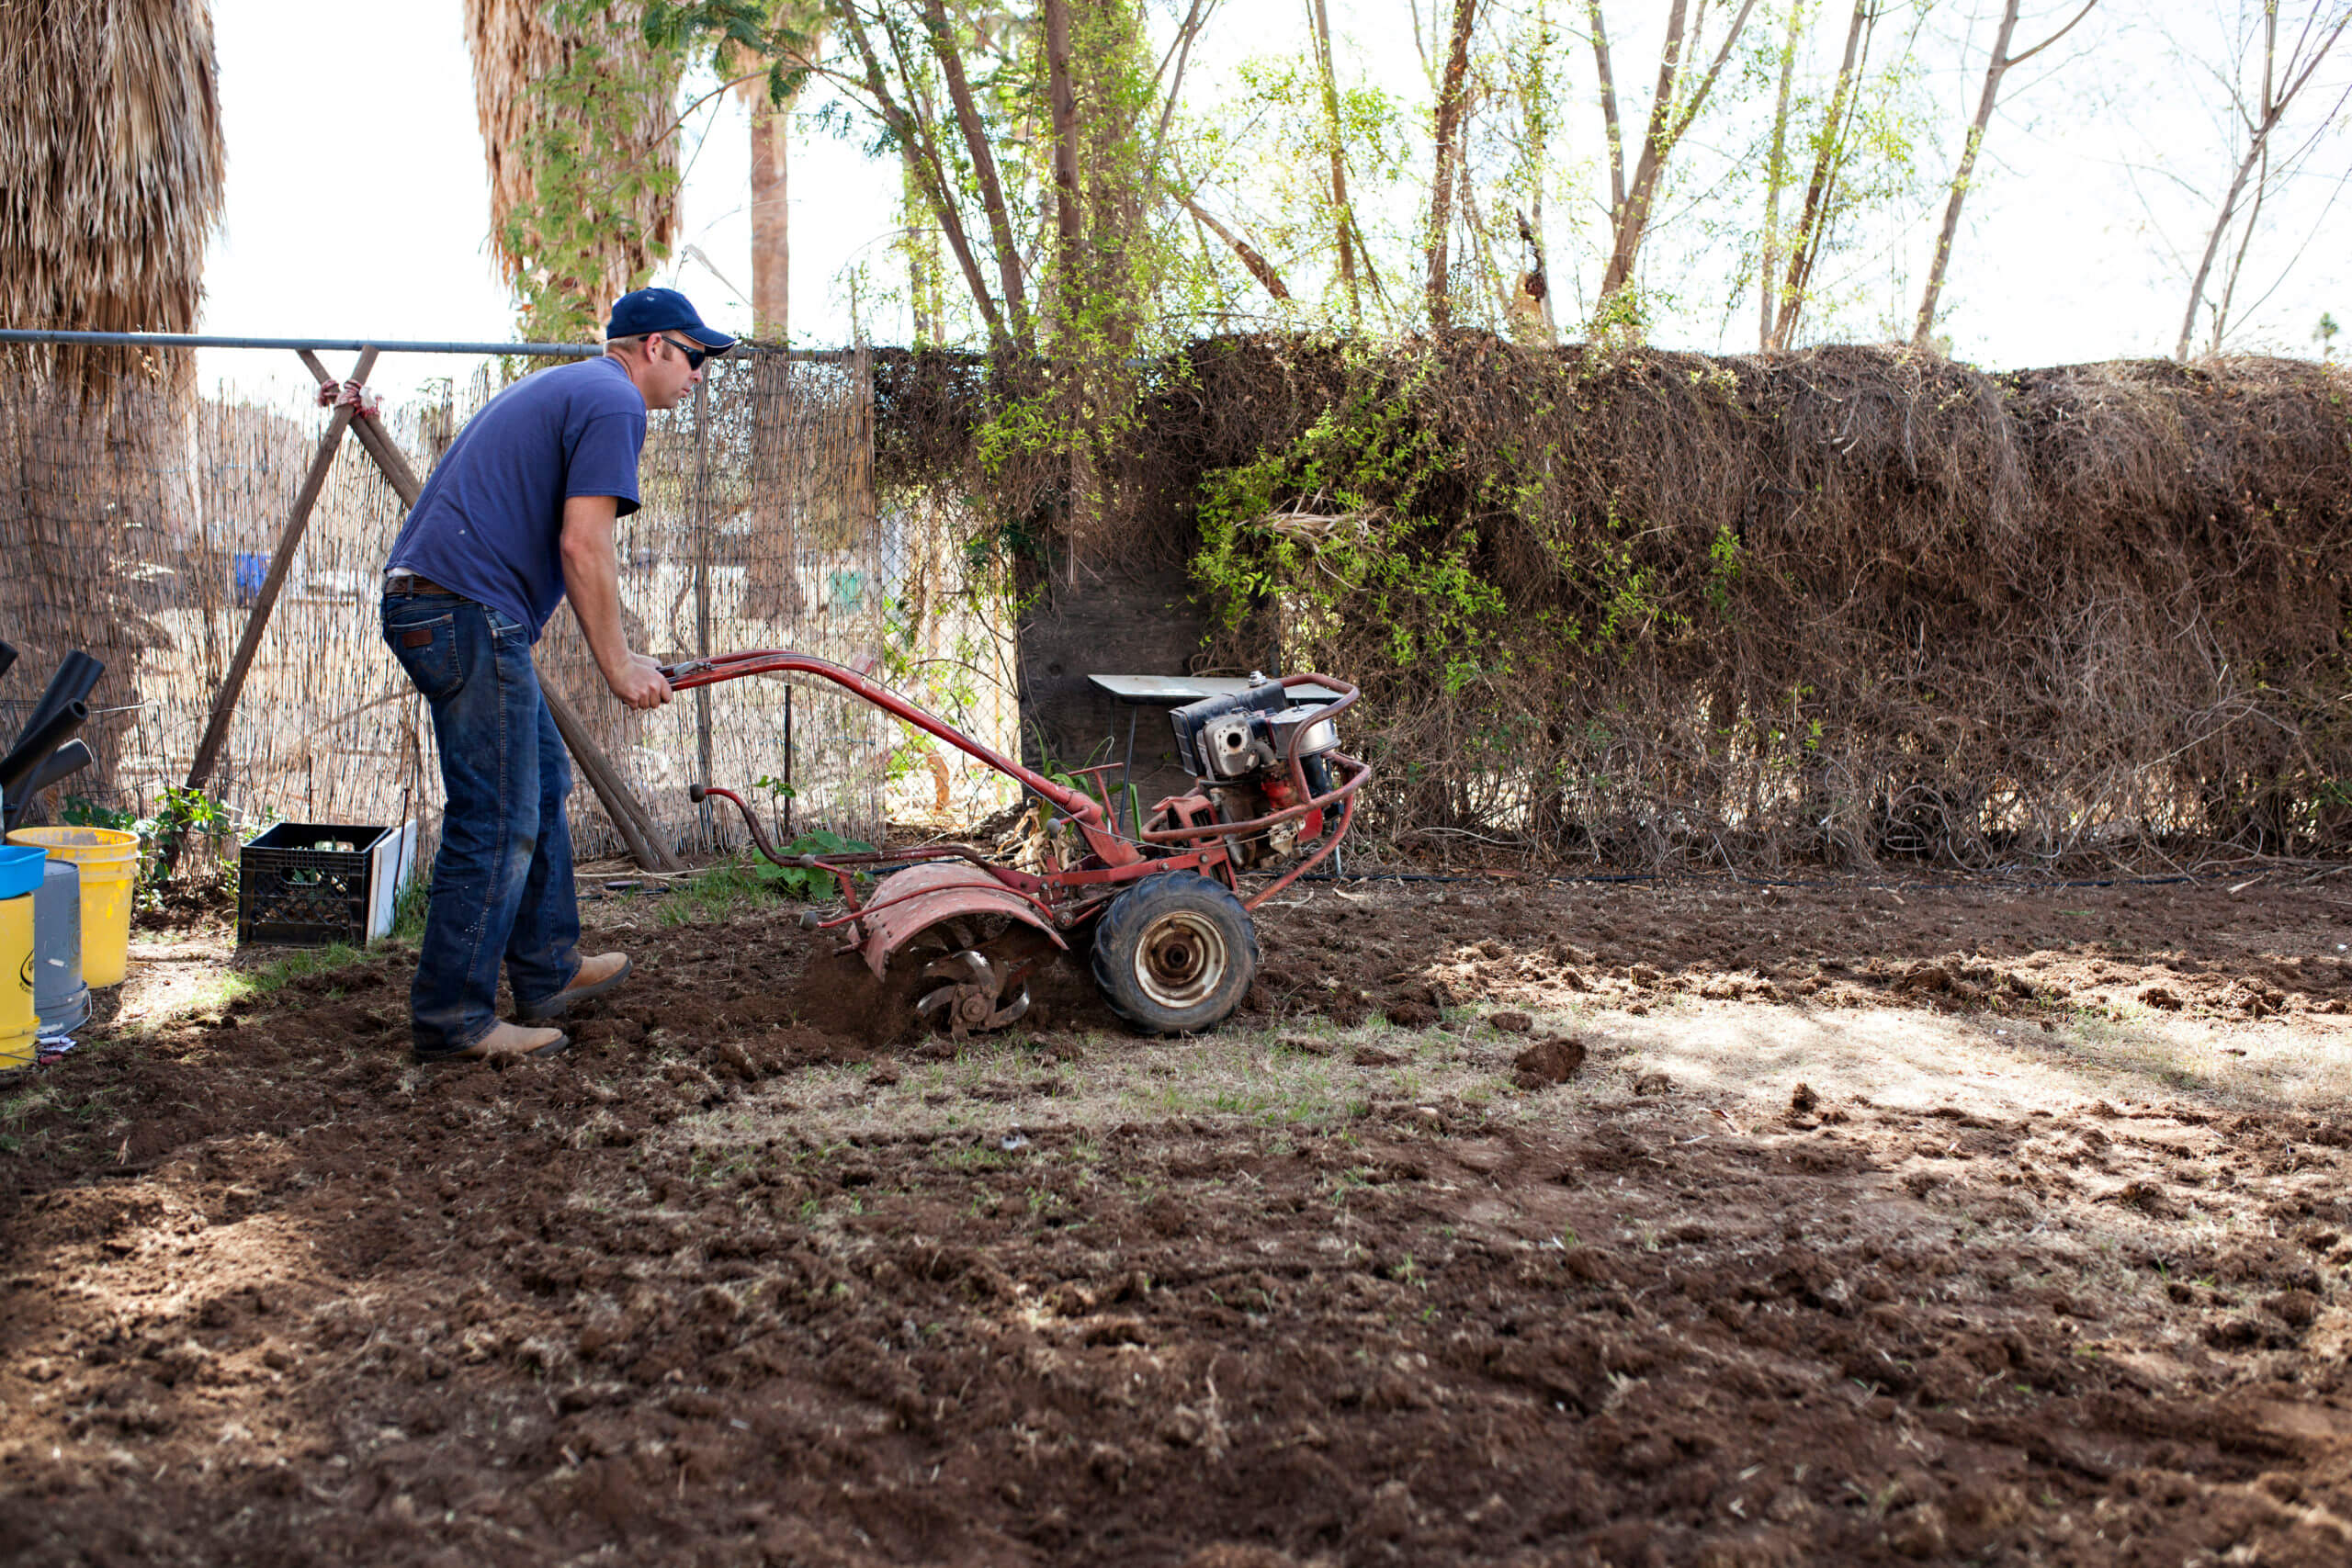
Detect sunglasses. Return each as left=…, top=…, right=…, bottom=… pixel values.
left=658, top=333, right=711, bottom=369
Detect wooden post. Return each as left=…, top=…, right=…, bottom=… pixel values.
left=300, top=351, right=425, bottom=506
left=300, top=349, right=687, bottom=874
left=172, top=344, right=380, bottom=863
left=542, top=682, right=684, bottom=873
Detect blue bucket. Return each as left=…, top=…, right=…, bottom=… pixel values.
left=0, top=845, right=43, bottom=900
left=233, top=551, right=268, bottom=604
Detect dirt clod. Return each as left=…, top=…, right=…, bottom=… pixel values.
left=1511, top=1034, right=1586, bottom=1086
left=1487, top=1010, right=1533, bottom=1032
left=2265, top=1289, right=2321, bottom=1329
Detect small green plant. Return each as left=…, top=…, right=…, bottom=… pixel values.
left=61, top=795, right=136, bottom=833
left=392, top=869, right=432, bottom=941
left=67, top=785, right=271, bottom=897
left=657, top=834, right=875, bottom=926
left=147, top=784, right=238, bottom=863
left=751, top=830, right=877, bottom=901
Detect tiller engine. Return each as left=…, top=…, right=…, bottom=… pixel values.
left=659, top=652, right=1370, bottom=1036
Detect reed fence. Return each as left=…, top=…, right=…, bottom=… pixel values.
left=0, top=345, right=1019, bottom=871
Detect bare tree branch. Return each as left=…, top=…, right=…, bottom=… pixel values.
left=1586, top=0, right=1627, bottom=218
left=1178, top=192, right=1292, bottom=299
left=917, top=0, right=1031, bottom=341
left=1596, top=0, right=1761, bottom=305
left=837, top=1, right=1007, bottom=344
left=1914, top=0, right=2105, bottom=348
left=2175, top=3, right=2352, bottom=358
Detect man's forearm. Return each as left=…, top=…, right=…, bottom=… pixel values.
left=566, top=549, right=636, bottom=679
left=559, top=500, right=634, bottom=678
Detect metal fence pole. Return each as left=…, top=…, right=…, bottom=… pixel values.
left=693, top=376, right=715, bottom=846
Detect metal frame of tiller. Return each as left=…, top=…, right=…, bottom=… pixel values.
left=659, top=650, right=1372, bottom=994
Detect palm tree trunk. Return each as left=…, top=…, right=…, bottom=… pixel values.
left=749, top=92, right=789, bottom=336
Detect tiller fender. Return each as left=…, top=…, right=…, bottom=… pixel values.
left=854, top=861, right=1067, bottom=976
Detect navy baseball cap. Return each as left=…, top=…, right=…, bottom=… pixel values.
left=605, top=287, right=737, bottom=353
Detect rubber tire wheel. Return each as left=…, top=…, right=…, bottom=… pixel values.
left=1091, top=871, right=1261, bottom=1035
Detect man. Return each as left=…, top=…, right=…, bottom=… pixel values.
left=381, top=288, right=735, bottom=1063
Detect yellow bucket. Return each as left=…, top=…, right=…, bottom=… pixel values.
left=7, top=826, right=141, bottom=988
left=1, top=893, right=34, bottom=1069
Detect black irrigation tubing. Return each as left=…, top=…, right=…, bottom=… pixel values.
left=579, top=863, right=2294, bottom=900
left=1299, top=866, right=2264, bottom=895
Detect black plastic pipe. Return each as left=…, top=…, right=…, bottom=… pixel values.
left=22, top=739, right=91, bottom=797
left=1, top=738, right=92, bottom=832
left=0, top=699, right=87, bottom=814
left=10, top=652, right=101, bottom=752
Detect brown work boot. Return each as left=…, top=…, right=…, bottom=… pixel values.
left=514, top=953, right=632, bottom=1021
left=420, top=1021, right=571, bottom=1066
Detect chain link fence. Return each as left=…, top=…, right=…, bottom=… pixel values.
left=0, top=346, right=1018, bottom=868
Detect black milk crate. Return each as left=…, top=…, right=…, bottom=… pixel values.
left=237, top=821, right=404, bottom=948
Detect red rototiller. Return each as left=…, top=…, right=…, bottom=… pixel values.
left=659, top=651, right=1370, bottom=1036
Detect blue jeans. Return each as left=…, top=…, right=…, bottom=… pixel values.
left=381, top=592, right=580, bottom=1057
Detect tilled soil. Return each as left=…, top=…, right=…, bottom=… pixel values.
left=5, top=875, right=2352, bottom=1566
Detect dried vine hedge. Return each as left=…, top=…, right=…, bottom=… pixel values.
left=875, top=336, right=2352, bottom=871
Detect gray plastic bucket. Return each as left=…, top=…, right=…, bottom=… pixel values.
left=33, top=857, right=87, bottom=1035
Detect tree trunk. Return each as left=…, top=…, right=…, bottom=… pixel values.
left=1586, top=0, right=1626, bottom=219
left=2172, top=5, right=2350, bottom=358
left=1309, top=0, right=1359, bottom=319
left=1771, top=0, right=1870, bottom=350
left=1425, top=0, right=1480, bottom=328
left=1043, top=0, right=1085, bottom=265
left=1595, top=0, right=1757, bottom=307
left=899, top=141, right=945, bottom=343
left=1758, top=0, right=1804, bottom=350
left=839, top=3, right=1007, bottom=343
left=1914, top=0, right=2022, bottom=348
left=2177, top=130, right=2272, bottom=360
left=749, top=92, right=789, bottom=336
left=921, top=0, right=1032, bottom=342
left=1039, top=0, right=1096, bottom=566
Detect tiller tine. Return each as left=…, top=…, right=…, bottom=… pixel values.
left=914, top=949, right=1030, bottom=1040
left=921, top=949, right=995, bottom=990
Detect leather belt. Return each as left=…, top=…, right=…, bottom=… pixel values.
left=383, top=570, right=457, bottom=596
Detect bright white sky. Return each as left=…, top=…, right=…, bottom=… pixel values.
left=198, top=0, right=2347, bottom=400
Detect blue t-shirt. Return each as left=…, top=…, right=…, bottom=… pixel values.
left=385, top=355, right=647, bottom=639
